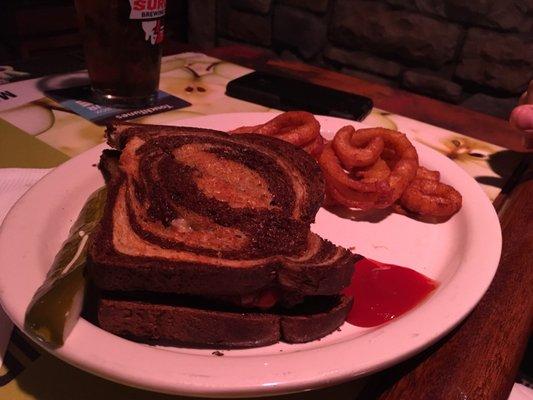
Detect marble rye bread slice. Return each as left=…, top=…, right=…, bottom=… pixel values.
left=94, top=292, right=354, bottom=348
left=88, top=122, right=358, bottom=298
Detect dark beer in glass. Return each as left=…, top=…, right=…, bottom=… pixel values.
left=75, top=0, right=166, bottom=108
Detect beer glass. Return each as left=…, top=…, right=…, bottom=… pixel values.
left=75, top=0, right=166, bottom=108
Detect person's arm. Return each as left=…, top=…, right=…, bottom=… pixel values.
left=509, top=80, right=533, bottom=149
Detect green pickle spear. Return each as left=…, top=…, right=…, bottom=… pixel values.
left=24, top=187, right=107, bottom=347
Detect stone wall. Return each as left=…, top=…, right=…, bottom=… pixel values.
left=188, top=0, right=533, bottom=119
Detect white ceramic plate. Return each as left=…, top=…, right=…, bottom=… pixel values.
left=0, top=113, right=501, bottom=397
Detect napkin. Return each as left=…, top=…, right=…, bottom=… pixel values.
left=0, top=168, right=51, bottom=367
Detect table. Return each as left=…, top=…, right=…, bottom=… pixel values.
left=0, top=47, right=531, bottom=400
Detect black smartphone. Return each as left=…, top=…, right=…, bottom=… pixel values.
left=226, top=71, right=373, bottom=121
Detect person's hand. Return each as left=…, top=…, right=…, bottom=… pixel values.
left=509, top=80, right=533, bottom=148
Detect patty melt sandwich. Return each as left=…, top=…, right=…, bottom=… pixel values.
left=87, top=122, right=360, bottom=348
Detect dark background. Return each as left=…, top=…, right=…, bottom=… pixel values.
left=0, top=0, right=188, bottom=76
left=0, top=0, right=532, bottom=118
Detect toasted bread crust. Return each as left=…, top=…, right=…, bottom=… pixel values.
left=106, top=123, right=325, bottom=223
left=89, top=199, right=359, bottom=295
left=88, top=174, right=358, bottom=296
left=86, top=122, right=360, bottom=348
left=89, top=124, right=359, bottom=297
left=96, top=294, right=353, bottom=348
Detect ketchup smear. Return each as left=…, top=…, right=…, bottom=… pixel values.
left=343, top=258, right=438, bottom=327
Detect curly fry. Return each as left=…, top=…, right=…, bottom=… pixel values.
left=324, top=176, right=392, bottom=209
left=351, top=158, right=391, bottom=183
left=325, top=157, right=394, bottom=208
left=320, top=128, right=419, bottom=209
left=302, top=133, right=325, bottom=157
left=320, top=143, right=392, bottom=192
left=229, top=125, right=261, bottom=134
left=332, top=126, right=384, bottom=169
left=400, top=178, right=462, bottom=220
left=229, top=111, right=324, bottom=157
left=416, top=166, right=440, bottom=181
left=232, top=112, right=463, bottom=221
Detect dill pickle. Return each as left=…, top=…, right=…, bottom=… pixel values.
left=24, top=187, right=107, bottom=347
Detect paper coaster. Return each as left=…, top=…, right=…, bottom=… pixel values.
left=45, top=85, right=191, bottom=125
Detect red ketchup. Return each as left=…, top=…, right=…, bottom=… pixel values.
left=343, top=258, right=438, bottom=327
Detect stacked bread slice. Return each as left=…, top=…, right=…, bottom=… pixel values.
left=87, top=123, right=359, bottom=348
